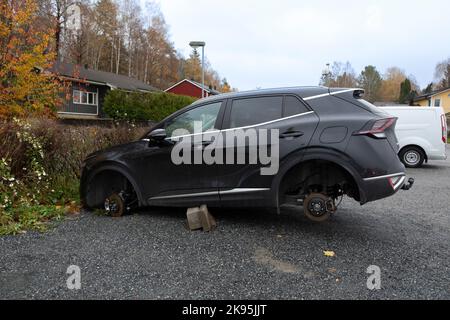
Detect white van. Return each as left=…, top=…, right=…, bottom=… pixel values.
left=380, top=106, right=447, bottom=167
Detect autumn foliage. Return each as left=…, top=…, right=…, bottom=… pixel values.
left=0, top=0, right=59, bottom=119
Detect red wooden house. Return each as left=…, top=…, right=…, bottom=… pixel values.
left=165, top=79, right=220, bottom=99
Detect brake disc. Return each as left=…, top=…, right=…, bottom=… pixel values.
left=104, top=192, right=125, bottom=217
left=303, top=192, right=335, bottom=222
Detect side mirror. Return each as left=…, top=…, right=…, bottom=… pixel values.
left=148, top=128, right=167, bottom=142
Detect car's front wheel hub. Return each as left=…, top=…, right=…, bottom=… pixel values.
left=104, top=192, right=125, bottom=217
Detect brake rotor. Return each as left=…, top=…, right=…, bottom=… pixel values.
left=303, top=192, right=335, bottom=222
left=104, top=192, right=125, bottom=217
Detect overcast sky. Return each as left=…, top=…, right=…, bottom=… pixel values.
left=153, top=0, right=449, bottom=90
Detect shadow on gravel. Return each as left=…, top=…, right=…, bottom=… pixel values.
left=412, top=164, right=449, bottom=170
left=133, top=204, right=379, bottom=241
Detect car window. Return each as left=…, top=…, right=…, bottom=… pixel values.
left=357, top=98, right=390, bottom=116
left=283, top=96, right=309, bottom=117
left=165, top=101, right=222, bottom=138
left=229, top=96, right=283, bottom=128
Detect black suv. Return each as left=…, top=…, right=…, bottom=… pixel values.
left=80, top=87, right=413, bottom=221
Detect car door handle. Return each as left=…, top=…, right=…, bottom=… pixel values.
left=280, top=130, right=304, bottom=138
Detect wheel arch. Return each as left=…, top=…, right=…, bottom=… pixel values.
left=270, top=147, right=365, bottom=207
left=81, top=161, right=144, bottom=208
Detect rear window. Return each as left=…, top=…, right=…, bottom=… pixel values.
left=351, top=98, right=390, bottom=116
left=229, top=96, right=282, bottom=128
left=358, top=99, right=383, bottom=112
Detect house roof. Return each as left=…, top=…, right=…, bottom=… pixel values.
left=414, top=87, right=450, bottom=101
left=51, top=61, right=159, bottom=92
left=165, top=78, right=221, bottom=95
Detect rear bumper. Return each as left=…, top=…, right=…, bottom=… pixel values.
left=359, top=172, right=410, bottom=204
left=427, top=153, right=447, bottom=161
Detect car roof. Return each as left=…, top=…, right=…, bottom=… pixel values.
left=190, top=86, right=331, bottom=105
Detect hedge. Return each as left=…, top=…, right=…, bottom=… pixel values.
left=103, top=90, right=197, bottom=122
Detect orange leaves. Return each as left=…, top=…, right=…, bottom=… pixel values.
left=0, top=0, right=58, bottom=119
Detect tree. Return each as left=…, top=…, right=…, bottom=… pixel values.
left=423, top=82, right=434, bottom=94
left=221, top=78, right=232, bottom=93
left=379, top=67, right=407, bottom=102
left=34, top=0, right=236, bottom=92
left=399, top=78, right=412, bottom=104
left=183, top=50, right=202, bottom=82
left=320, top=61, right=357, bottom=88
left=358, top=65, right=382, bottom=102
left=0, top=0, right=58, bottom=118
left=36, top=0, right=72, bottom=58
left=434, top=58, right=450, bottom=90
left=93, top=0, right=121, bottom=73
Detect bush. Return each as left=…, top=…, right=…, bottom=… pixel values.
left=103, top=91, right=197, bottom=121
left=0, top=117, right=147, bottom=234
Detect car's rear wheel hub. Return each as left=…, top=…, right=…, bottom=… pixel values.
left=303, top=193, right=335, bottom=222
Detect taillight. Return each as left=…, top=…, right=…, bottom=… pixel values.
left=356, top=117, right=397, bottom=138
left=388, top=175, right=405, bottom=190
left=441, top=114, right=447, bottom=143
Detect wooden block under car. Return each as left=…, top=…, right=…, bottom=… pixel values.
left=186, top=205, right=216, bottom=231
left=186, top=206, right=202, bottom=230
left=199, top=204, right=216, bottom=232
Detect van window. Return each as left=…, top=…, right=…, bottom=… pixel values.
left=283, top=96, right=309, bottom=117
left=229, top=96, right=282, bottom=128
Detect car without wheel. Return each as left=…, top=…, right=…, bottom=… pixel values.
left=80, top=87, right=414, bottom=222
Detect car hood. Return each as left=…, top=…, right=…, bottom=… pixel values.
left=85, top=140, right=147, bottom=163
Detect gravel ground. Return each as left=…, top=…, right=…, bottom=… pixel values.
left=1, top=147, right=449, bottom=299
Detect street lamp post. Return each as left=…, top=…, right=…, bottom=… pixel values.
left=322, top=63, right=331, bottom=86
left=189, top=41, right=206, bottom=98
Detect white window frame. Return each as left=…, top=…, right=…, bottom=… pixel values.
left=434, top=98, right=441, bottom=107
left=73, top=89, right=98, bottom=106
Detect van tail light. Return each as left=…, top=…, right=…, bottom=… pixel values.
left=441, top=114, right=447, bottom=143
left=355, top=117, right=397, bottom=139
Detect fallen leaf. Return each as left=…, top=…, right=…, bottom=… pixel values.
left=323, top=250, right=335, bottom=257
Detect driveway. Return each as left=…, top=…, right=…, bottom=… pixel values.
left=1, top=147, right=449, bottom=299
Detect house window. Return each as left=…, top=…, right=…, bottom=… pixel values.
left=434, top=99, right=441, bottom=107
left=73, top=89, right=97, bottom=106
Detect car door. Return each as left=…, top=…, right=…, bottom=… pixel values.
left=217, top=94, right=319, bottom=205
left=138, top=100, right=225, bottom=206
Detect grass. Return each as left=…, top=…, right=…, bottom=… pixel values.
left=0, top=204, right=66, bottom=235
left=0, top=117, right=147, bottom=236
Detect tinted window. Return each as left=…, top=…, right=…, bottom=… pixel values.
left=230, top=96, right=282, bottom=128
left=283, top=96, right=309, bottom=116
left=357, top=98, right=390, bottom=116
left=165, top=102, right=222, bottom=137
